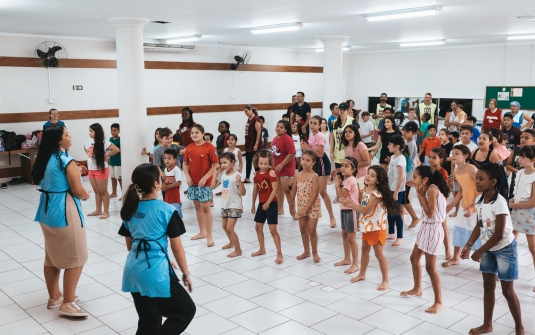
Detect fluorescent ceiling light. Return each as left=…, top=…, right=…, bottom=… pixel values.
left=507, top=34, right=535, bottom=40
left=315, top=46, right=351, bottom=52
left=363, top=6, right=442, bottom=22
left=400, top=40, right=446, bottom=47
left=166, top=35, right=201, bottom=43
left=249, top=23, right=302, bottom=34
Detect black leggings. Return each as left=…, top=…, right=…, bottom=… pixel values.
left=245, top=151, right=258, bottom=179
left=131, top=276, right=196, bottom=335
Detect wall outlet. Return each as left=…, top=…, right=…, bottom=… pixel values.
left=48, top=97, right=55, bottom=104
left=231, top=94, right=237, bottom=99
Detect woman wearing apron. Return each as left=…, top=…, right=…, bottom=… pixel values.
left=119, top=164, right=195, bottom=334
left=510, top=101, right=533, bottom=131
left=31, top=125, right=91, bottom=317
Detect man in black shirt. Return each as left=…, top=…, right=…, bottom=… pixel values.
left=290, top=91, right=311, bottom=137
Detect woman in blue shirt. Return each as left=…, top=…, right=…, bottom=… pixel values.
left=119, top=163, right=195, bottom=334
left=43, top=108, right=65, bottom=129
left=31, top=125, right=91, bottom=317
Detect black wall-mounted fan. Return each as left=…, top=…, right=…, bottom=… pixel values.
left=230, top=50, right=251, bottom=70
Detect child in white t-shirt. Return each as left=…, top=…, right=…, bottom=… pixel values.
left=387, top=135, right=406, bottom=247
left=358, top=112, right=374, bottom=146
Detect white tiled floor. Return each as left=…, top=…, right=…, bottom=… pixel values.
left=1, top=172, right=535, bottom=335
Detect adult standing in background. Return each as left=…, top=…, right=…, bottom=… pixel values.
left=509, top=101, right=533, bottom=131
left=416, top=93, right=439, bottom=127
left=178, top=107, right=196, bottom=147
left=290, top=92, right=311, bottom=139
left=373, top=93, right=391, bottom=141
left=346, top=99, right=359, bottom=122
left=482, top=98, right=502, bottom=132
left=43, top=109, right=65, bottom=129
left=287, top=94, right=297, bottom=116
left=31, top=125, right=91, bottom=317
left=244, top=105, right=261, bottom=183
left=444, top=101, right=466, bottom=133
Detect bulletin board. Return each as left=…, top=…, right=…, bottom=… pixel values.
left=485, top=86, right=535, bottom=109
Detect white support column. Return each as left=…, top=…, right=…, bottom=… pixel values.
left=108, top=17, right=150, bottom=188
left=320, top=36, right=347, bottom=116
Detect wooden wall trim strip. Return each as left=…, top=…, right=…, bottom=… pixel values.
left=0, top=57, right=323, bottom=73
left=0, top=102, right=323, bottom=123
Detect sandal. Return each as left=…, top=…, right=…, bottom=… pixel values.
left=1, top=183, right=7, bottom=189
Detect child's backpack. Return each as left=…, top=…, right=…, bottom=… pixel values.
left=0, top=137, right=4, bottom=152
left=21, top=135, right=39, bottom=149
left=31, top=130, right=43, bottom=146
left=0, top=132, right=17, bottom=164
left=15, top=135, right=26, bottom=150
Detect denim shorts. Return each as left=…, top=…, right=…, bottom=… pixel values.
left=187, top=185, right=212, bottom=202
left=170, top=203, right=183, bottom=218
left=480, top=240, right=518, bottom=281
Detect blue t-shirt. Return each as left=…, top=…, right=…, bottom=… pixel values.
left=119, top=200, right=185, bottom=298
left=43, top=120, right=65, bottom=129
left=471, top=127, right=480, bottom=144
left=35, top=150, right=84, bottom=228
left=327, top=115, right=337, bottom=132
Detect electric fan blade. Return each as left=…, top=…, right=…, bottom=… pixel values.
left=48, top=46, right=63, bottom=55
left=43, top=57, right=59, bottom=68
left=37, top=49, right=48, bottom=59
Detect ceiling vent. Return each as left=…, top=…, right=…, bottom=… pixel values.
left=143, top=43, right=195, bottom=52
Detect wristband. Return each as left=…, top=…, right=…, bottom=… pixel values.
left=182, top=273, right=190, bottom=278
left=466, top=241, right=473, bottom=246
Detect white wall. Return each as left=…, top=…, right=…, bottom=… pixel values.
left=0, top=35, right=324, bottom=166
left=350, top=44, right=535, bottom=119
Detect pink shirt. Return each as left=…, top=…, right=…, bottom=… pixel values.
left=339, top=176, right=359, bottom=210
left=344, top=142, right=369, bottom=178
left=308, top=132, right=326, bottom=153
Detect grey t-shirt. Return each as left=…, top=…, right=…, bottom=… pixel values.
left=388, top=154, right=406, bottom=192
left=153, top=144, right=185, bottom=171
left=406, top=138, right=418, bottom=181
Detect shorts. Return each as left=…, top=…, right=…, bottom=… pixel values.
left=221, top=208, right=243, bottom=218
left=511, top=208, right=535, bottom=235
left=254, top=202, right=278, bottom=224
left=88, top=168, right=109, bottom=180
left=401, top=186, right=411, bottom=205
left=295, top=148, right=303, bottom=158
left=480, top=240, right=518, bottom=281
left=187, top=185, right=212, bottom=202
left=340, top=209, right=357, bottom=233
left=362, top=229, right=386, bottom=246
left=109, top=165, right=122, bottom=179
left=424, top=156, right=430, bottom=166
left=313, top=153, right=332, bottom=177
left=170, top=203, right=183, bottom=218
left=453, top=181, right=460, bottom=192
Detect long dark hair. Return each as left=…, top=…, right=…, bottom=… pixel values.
left=291, top=121, right=303, bottom=140
left=368, top=165, right=400, bottom=215
left=381, top=116, right=399, bottom=133
left=90, top=123, right=106, bottom=170
left=180, top=107, right=194, bottom=128
left=31, top=125, right=65, bottom=184
left=333, top=109, right=351, bottom=130
left=154, top=127, right=162, bottom=146
left=278, top=120, right=292, bottom=137
left=415, top=166, right=450, bottom=198
left=476, top=163, right=509, bottom=205
left=121, top=164, right=161, bottom=221
left=341, top=124, right=362, bottom=150
left=389, top=134, right=411, bottom=173
left=487, top=128, right=504, bottom=144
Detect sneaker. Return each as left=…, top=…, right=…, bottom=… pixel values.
left=58, top=301, right=87, bottom=317
left=47, top=294, right=79, bottom=309
left=333, top=197, right=339, bottom=204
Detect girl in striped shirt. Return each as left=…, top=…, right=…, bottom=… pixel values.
left=401, top=165, right=450, bottom=314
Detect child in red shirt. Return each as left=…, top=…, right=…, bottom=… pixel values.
left=419, top=125, right=441, bottom=166
left=251, top=149, right=283, bottom=263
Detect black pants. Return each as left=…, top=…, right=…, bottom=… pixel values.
left=131, top=276, right=196, bottom=335
left=245, top=151, right=258, bottom=179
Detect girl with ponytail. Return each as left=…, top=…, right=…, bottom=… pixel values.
left=119, top=163, right=196, bottom=333
left=461, top=163, right=523, bottom=335
left=401, top=166, right=450, bottom=314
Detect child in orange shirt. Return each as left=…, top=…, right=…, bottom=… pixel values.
left=419, top=125, right=441, bottom=166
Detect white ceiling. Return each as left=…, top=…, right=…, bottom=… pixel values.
left=1, top=0, right=535, bottom=52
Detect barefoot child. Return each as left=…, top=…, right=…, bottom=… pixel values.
left=341, top=165, right=397, bottom=290
left=333, top=157, right=360, bottom=274
left=183, top=124, right=219, bottom=247
left=402, top=121, right=421, bottom=229
left=443, top=145, right=482, bottom=267
left=84, top=123, right=120, bottom=219
left=386, top=135, right=407, bottom=246
left=251, top=150, right=283, bottom=263
left=162, top=149, right=183, bottom=218
left=291, top=122, right=303, bottom=170
left=109, top=123, right=122, bottom=200
left=290, top=150, right=322, bottom=262
left=400, top=166, right=450, bottom=314
left=461, top=163, right=524, bottom=335
left=429, top=148, right=453, bottom=260
left=211, top=152, right=246, bottom=257
left=510, top=145, right=535, bottom=291
left=223, top=134, right=243, bottom=173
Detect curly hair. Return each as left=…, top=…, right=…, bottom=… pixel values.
left=253, top=149, right=274, bottom=168
left=89, top=123, right=106, bottom=171
left=31, top=125, right=66, bottom=184
left=415, top=166, right=450, bottom=198
left=368, top=165, right=400, bottom=215
left=476, top=163, right=509, bottom=204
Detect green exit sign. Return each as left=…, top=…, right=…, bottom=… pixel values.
left=72, top=85, right=83, bottom=90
